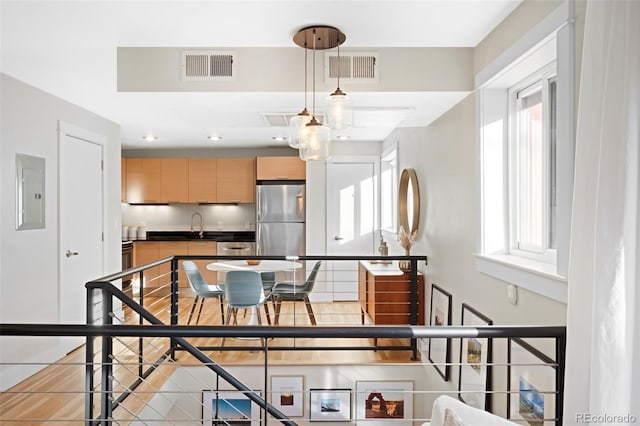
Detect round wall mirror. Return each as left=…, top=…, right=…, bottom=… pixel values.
left=398, top=168, right=420, bottom=236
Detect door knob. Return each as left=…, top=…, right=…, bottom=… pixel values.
left=66, top=250, right=79, bottom=257
left=334, top=236, right=344, bottom=241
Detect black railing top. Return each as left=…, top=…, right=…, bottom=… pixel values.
left=89, top=254, right=429, bottom=283
left=0, top=323, right=566, bottom=340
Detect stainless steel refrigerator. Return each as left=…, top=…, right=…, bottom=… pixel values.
left=256, top=183, right=305, bottom=256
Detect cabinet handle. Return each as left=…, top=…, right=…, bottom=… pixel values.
left=143, top=199, right=157, bottom=203
left=276, top=176, right=289, bottom=179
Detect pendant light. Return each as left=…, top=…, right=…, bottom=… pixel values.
left=326, top=37, right=353, bottom=130
left=288, top=35, right=311, bottom=149
left=293, top=26, right=344, bottom=161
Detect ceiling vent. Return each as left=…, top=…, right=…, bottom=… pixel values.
left=261, top=112, right=326, bottom=127
left=182, top=50, right=235, bottom=81
left=325, top=51, right=378, bottom=83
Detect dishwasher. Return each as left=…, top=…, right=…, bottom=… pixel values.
left=216, top=241, right=256, bottom=257
left=216, top=241, right=256, bottom=282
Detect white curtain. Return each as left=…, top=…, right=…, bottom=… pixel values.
left=564, top=0, right=639, bottom=424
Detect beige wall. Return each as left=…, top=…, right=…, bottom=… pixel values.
left=474, top=0, right=564, bottom=73
left=387, top=93, right=567, bottom=417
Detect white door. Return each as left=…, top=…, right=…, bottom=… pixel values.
left=327, top=162, right=376, bottom=301
left=59, top=124, right=104, bottom=336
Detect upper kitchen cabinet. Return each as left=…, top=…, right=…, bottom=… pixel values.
left=126, top=158, right=161, bottom=204
left=217, top=158, right=255, bottom=203
left=160, top=158, right=189, bottom=203
left=256, top=156, right=306, bottom=180
left=188, top=158, right=217, bottom=203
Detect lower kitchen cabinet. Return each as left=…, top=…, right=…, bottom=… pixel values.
left=157, top=241, right=189, bottom=288
left=133, top=241, right=161, bottom=288
left=134, top=240, right=218, bottom=290
left=187, top=241, right=218, bottom=285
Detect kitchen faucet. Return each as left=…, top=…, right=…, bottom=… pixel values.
left=190, top=212, right=204, bottom=238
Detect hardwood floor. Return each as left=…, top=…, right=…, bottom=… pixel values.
left=1, top=293, right=421, bottom=424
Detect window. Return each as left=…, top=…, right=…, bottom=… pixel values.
left=380, top=147, right=397, bottom=233
left=509, top=65, right=557, bottom=263
left=475, top=13, right=574, bottom=303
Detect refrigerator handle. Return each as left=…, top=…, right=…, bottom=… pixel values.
left=256, top=186, right=261, bottom=222
left=256, top=224, right=261, bottom=255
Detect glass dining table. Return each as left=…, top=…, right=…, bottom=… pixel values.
left=205, top=259, right=303, bottom=273
left=206, top=259, right=303, bottom=326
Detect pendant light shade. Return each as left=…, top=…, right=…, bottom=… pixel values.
left=288, top=109, right=311, bottom=149
left=299, top=117, right=330, bottom=161
left=326, top=87, right=353, bottom=129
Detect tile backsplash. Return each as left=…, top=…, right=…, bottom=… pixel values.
left=121, top=203, right=256, bottom=232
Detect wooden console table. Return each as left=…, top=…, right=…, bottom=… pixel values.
left=358, top=260, right=425, bottom=326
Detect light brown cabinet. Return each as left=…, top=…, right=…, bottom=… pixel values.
left=188, top=158, right=217, bottom=203
left=124, top=157, right=256, bottom=204
left=358, top=261, right=425, bottom=325
left=187, top=241, right=218, bottom=285
left=161, top=159, right=189, bottom=203
left=126, top=158, right=161, bottom=203
left=217, top=158, right=256, bottom=203
left=256, top=156, right=306, bottom=180
left=133, top=241, right=161, bottom=288
left=121, top=158, right=127, bottom=202
left=157, top=241, right=189, bottom=288
left=134, top=240, right=218, bottom=290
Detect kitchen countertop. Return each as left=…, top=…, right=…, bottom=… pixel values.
left=126, top=230, right=255, bottom=242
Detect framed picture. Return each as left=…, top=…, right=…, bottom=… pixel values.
left=202, top=390, right=261, bottom=425
left=458, top=303, right=493, bottom=411
left=508, top=338, right=557, bottom=425
left=270, top=375, right=304, bottom=417
left=309, top=388, right=352, bottom=422
left=355, top=380, right=413, bottom=425
left=428, top=283, right=453, bottom=381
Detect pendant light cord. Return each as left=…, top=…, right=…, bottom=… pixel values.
left=336, top=33, right=341, bottom=90
left=304, top=36, right=308, bottom=111
left=312, top=28, right=317, bottom=118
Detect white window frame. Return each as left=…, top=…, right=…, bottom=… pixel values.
left=508, top=63, right=557, bottom=264
left=474, top=1, right=574, bottom=304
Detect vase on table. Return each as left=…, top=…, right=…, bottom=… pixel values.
left=398, top=249, right=412, bottom=272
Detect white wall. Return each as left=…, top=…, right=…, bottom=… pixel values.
left=0, top=74, right=121, bottom=390
left=386, top=94, right=567, bottom=418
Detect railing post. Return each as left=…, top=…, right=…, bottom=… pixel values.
left=556, top=334, right=566, bottom=425
left=100, top=288, right=114, bottom=425
left=263, top=337, right=269, bottom=426
left=85, top=286, right=95, bottom=426
left=409, top=258, right=418, bottom=360
left=170, top=257, right=179, bottom=360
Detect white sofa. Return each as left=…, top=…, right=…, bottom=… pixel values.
left=424, top=395, right=519, bottom=426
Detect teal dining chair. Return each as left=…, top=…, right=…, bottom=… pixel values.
left=271, top=261, right=322, bottom=325
left=221, top=270, right=271, bottom=349
left=183, top=260, right=225, bottom=325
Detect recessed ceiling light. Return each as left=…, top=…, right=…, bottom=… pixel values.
left=272, top=136, right=288, bottom=142
left=336, top=135, right=350, bottom=140
left=142, top=135, right=158, bottom=141
left=207, top=135, right=222, bottom=141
